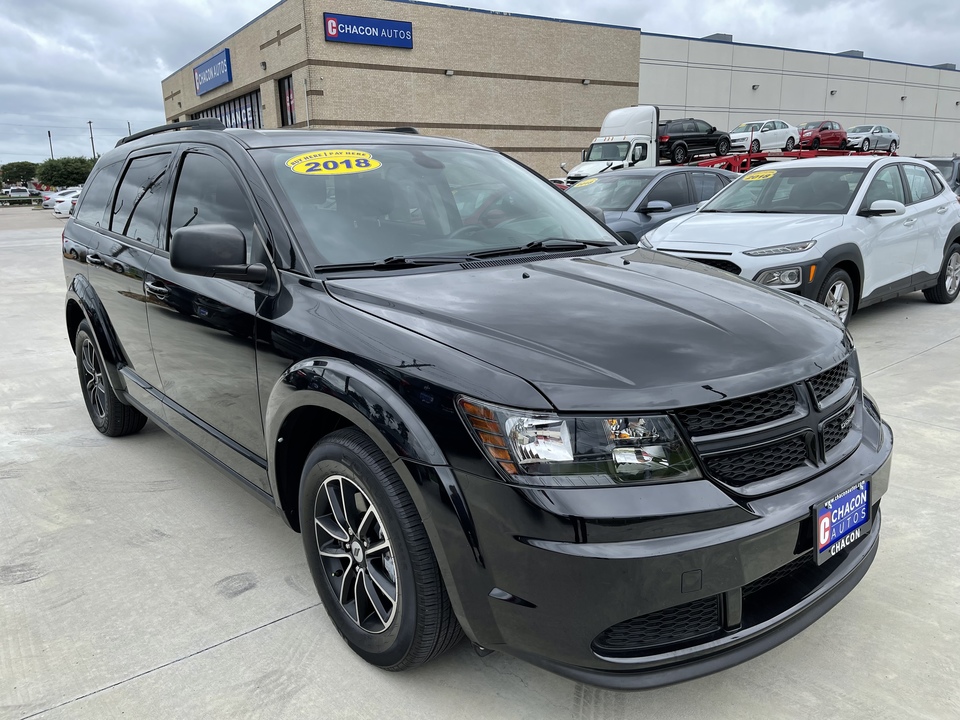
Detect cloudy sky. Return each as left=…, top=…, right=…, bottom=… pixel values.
left=2, top=0, right=957, bottom=165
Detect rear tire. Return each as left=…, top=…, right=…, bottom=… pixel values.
left=888, top=140, right=898, bottom=154
left=923, top=243, right=960, bottom=304
left=74, top=321, right=147, bottom=437
left=671, top=144, right=688, bottom=165
left=299, top=428, right=463, bottom=671
left=817, top=269, right=855, bottom=325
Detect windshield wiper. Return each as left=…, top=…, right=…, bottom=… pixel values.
left=315, top=254, right=473, bottom=273
left=726, top=209, right=796, bottom=214
left=468, top=238, right=616, bottom=259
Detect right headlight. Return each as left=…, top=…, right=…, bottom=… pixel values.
left=637, top=231, right=654, bottom=249
left=457, top=397, right=702, bottom=487
left=744, top=240, right=816, bottom=257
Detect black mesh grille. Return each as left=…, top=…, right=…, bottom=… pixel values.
left=675, top=385, right=796, bottom=436
left=823, top=406, right=855, bottom=453
left=593, top=596, right=721, bottom=655
left=743, top=553, right=814, bottom=597
left=705, top=435, right=808, bottom=487
left=810, top=361, right=849, bottom=402
left=693, top=258, right=742, bottom=275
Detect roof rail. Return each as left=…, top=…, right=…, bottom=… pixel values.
left=116, top=119, right=226, bottom=147
left=373, top=127, right=420, bottom=134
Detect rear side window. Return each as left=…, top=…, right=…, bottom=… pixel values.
left=903, top=165, right=936, bottom=203
left=927, top=169, right=945, bottom=194
left=169, top=152, right=256, bottom=261
left=111, top=153, right=171, bottom=246
left=646, top=173, right=691, bottom=207
left=690, top=172, right=725, bottom=202
left=74, top=160, right=122, bottom=227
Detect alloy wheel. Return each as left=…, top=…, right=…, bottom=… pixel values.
left=824, top=280, right=851, bottom=322
left=946, top=251, right=960, bottom=296
left=862, top=139, right=870, bottom=151
left=314, top=474, right=399, bottom=633
left=80, top=338, right=107, bottom=421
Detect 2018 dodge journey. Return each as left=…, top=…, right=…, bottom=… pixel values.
left=62, top=119, right=893, bottom=689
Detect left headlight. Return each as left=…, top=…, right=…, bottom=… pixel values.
left=457, top=397, right=702, bottom=487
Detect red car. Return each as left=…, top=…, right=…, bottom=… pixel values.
left=798, top=120, right=847, bottom=149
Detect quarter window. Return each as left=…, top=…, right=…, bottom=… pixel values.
left=903, top=164, right=936, bottom=203
left=690, top=172, right=725, bottom=202
left=74, top=160, right=122, bottom=227
left=111, top=153, right=171, bottom=246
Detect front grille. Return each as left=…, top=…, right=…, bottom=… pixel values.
left=810, top=360, right=849, bottom=402
left=592, top=596, right=721, bottom=655
left=705, top=435, right=808, bottom=487
left=692, top=258, right=742, bottom=275
left=743, top=553, right=814, bottom=598
left=675, top=385, right=796, bottom=436
left=823, top=406, right=855, bottom=453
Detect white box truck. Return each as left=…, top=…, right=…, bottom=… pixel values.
left=562, top=105, right=660, bottom=184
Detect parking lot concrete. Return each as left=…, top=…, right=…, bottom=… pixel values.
left=1, top=205, right=958, bottom=719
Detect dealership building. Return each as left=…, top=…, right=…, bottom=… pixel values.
left=161, top=0, right=960, bottom=176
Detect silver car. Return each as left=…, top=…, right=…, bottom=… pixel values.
left=846, top=125, right=900, bottom=153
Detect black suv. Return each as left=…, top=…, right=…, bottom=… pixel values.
left=658, top=118, right=731, bottom=165
left=63, top=119, right=892, bottom=689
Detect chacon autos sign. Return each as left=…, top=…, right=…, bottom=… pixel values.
left=194, top=49, right=233, bottom=96
left=323, top=12, right=413, bottom=49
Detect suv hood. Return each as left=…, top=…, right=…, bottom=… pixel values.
left=326, top=251, right=846, bottom=412
left=566, top=160, right=618, bottom=181
left=650, top=212, right=844, bottom=252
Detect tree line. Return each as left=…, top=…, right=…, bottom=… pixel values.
left=0, top=157, right=96, bottom=188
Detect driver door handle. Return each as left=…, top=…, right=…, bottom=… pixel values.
left=86, top=253, right=104, bottom=266
left=902, top=218, right=917, bottom=227
left=144, top=280, right=169, bottom=298
left=938, top=206, right=949, bottom=214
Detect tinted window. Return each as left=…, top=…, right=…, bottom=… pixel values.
left=690, top=172, right=726, bottom=202
left=74, top=160, right=122, bottom=227
left=111, top=153, right=170, bottom=245
left=903, top=164, right=936, bottom=203
left=863, top=165, right=906, bottom=206
left=170, top=153, right=256, bottom=260
left=930, top=160, right=955, bottom=180
left=646, top=174, right=691, bottom=207
left=682, top=121, right=697, bottom=133
left=695, top=120, right=712, bottom=134
left=566, top=175, right=654, bottom=211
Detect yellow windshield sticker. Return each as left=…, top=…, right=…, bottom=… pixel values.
left=286, top=149, right=381, bottom=176
left=574, top=178, right=597, bottom=187
left=743, top=169, right=777, bottom=181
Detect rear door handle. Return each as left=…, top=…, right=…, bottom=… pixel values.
left=937, top=206, right=949, bottom=214
left=144, top=280, right=169, bottom=298
left=86, top=253, right=104, bottom=266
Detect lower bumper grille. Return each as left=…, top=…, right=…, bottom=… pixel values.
left=592, top=596, right=721, bottom=656
left=691, top=258, right=742, bottom=275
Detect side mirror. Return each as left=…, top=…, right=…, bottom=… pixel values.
left=711, top=126, right=717, bottom=133
left=171, top=224, right=268, bottom=283
left=638, top=200, right=672, bottom=214
left=583, top=206, right=606, bottom=223
left=560, top=162, right=568, bottom=172
left=631, top=144, right=647, bottom=164
left=581, top=149, right=588, bottom=162
left=858, top=200, right=906, bottom=217
left=873, top=129, right=881, bottom=134
left=761, top=127, right=770, bottom=133
left=697, top=200, right=709, bottom=210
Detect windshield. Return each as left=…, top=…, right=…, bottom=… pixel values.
left=848, top=126, right=874, bottom=134
left=731, top=123, right=762, bottom=133
left=585, top=142, right=630, bottom=162
left=799, top=122, right=821, bottom=130
left=253, top=144, right=619, bottom=266
left=703, top=166, right=867, bottom=215
left=566, top=175, right=654, bottom=211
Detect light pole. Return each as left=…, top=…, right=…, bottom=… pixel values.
left=87, top=121, right=97, bottom=158
left=48, top=131, right=54, bottom=160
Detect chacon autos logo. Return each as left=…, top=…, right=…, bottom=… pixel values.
left=326, top=17, right=339, bottom=37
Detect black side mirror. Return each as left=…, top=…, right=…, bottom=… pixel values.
left=171, top=223, right=267, bottom=283
left=711, top=127, right=717, bottom=133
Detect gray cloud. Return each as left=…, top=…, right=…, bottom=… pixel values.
left=1, top=0, right=957, bottom=165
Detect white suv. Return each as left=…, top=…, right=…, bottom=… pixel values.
left=640, top=157, right=960, bottom=323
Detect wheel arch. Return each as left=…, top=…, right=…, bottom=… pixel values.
left=65, top=275, right=128, bottom=395
left=941, top=221, right=960, bottom=257
left=817, top=245, right=864, bottom=313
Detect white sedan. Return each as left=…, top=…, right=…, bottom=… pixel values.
left=640, top=157, right=960, bottom=323
left=729, top=119, right=799, bottom=153
left=43, top=187, right=81, bottom=209
left=53, top=195, right=78, bottom=218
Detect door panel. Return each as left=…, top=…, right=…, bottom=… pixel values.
left=859, top=165, right=917, bottom=297
left=906, top=166, right=954, bottom=276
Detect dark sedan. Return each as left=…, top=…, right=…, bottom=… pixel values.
left=566, top=167, right=738, bottom=243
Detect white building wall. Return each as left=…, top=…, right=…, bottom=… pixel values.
left=640, top=33, right=960, bottom=156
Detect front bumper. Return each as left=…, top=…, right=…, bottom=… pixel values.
left=416, top=415, right=892, bottom=689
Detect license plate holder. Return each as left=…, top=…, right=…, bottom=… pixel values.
left=813, top=480, right=870, bottom=565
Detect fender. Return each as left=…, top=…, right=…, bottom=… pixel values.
left=814, top=243, right=865, bottom=304
left=942, top=220, right=960, bottom=256
left=65, top=273, right=128, bottom=396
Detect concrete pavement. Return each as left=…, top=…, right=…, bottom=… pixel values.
left=1, top=206, right=957, bottom=719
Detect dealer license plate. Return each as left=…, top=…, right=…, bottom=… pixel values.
left=813, top=480, right=870, bottom=565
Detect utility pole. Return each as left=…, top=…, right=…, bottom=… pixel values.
left=87, top=121, right=97, bottom=158
left=47, top=131, right=54, bottom=160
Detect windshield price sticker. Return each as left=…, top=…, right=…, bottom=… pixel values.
left=575, top=178, right=598, bottom=187
left=814, top=480, right=870, bottom=565
left=287, top=149, right=382, bottom=176
left=743, top=169, right=777, bottom=181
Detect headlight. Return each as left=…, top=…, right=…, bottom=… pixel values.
left=755, top=267, right=801, bottom=288
left=638, top=232, right=654, bottom=249
left=458, top=397, right=702, bottom=486
left=744, top=240, right=817, bottom=256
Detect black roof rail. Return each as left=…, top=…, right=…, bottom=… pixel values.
left=116, top=119, right=226, bottom=147
left=372, top=127, right=420, bottom=134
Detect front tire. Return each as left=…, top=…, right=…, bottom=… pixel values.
left=811, top=137, right=821, bottom=150
left=671, top=144, right=687, bottom=165
left=750, top=139, right=761, bottom=154
left=784, top=137, right=796, bottom=151
left=74, top=321, right=147, bottom=436
left=817, top=269, right=855, bottom=324
left=923, top=243, right=960, bottom=304
left=716, top=138, right=731, bottom=156
left=862, top=139, right=871, bottom=152
left=299, top=428, right=462, bottom=671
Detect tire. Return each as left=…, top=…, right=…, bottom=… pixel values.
left=784, top=137, right=796, bottom=151
left=816, top=269, right=855, bottom=325
left=750, top=139, right=761, bottom=154
left=299, top=428, right=463, bottom=671
left=923, top=243, right=960, bottom=304
left=716, top=138, right=730, bottom=156
left=811, top=137, right=821, bottom=150
left=74, top=321, right=147, bottom=436
left=888, top=140, right=898, bottom=154
left=671, top=144, right=687, bottom=165
left=862, top=139, right=870, bottom=152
